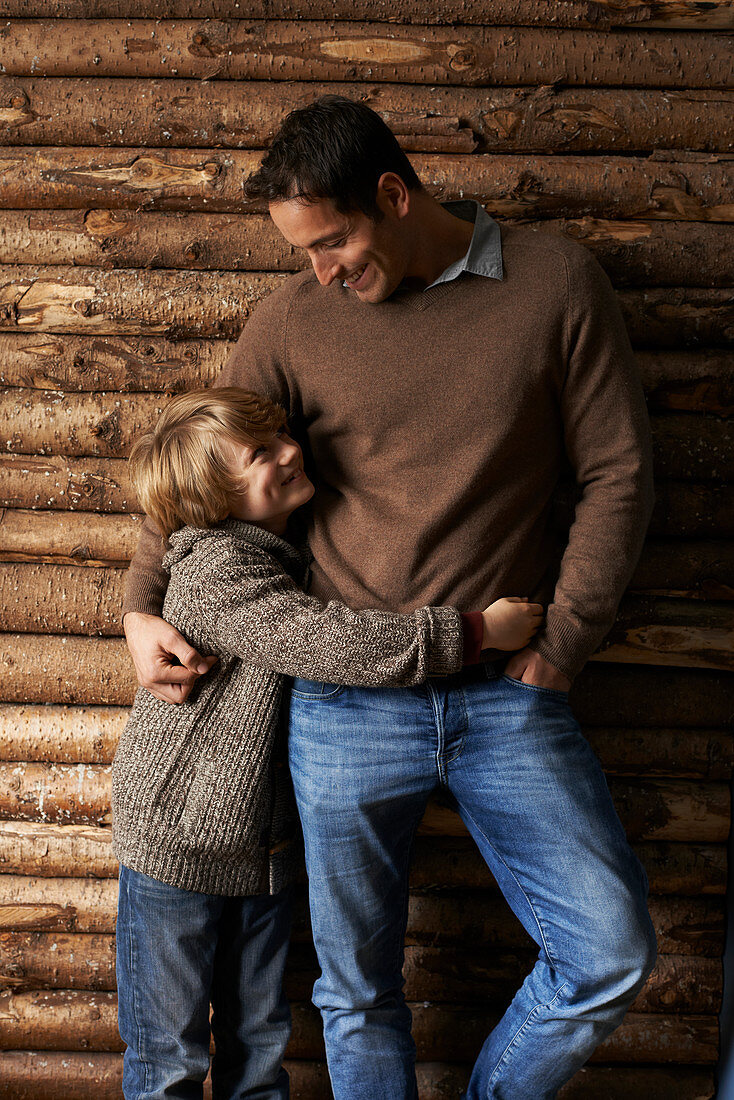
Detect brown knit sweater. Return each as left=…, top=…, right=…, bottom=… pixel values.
left=113, top=519, right=464, bottom=895
left=123, top=225, right=654, bottom=681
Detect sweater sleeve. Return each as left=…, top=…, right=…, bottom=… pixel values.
left=122, top=279, right=301, bottom=620
left=526, top=247, right=655, bottom=681
left=193, top=543, right=465, bottom=685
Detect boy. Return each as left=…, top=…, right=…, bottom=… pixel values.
left=113, top=387, right=543, bottom=1100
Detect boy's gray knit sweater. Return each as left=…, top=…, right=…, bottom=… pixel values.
left=112, top=518, right=464, bottom=896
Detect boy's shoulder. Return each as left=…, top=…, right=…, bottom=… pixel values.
left=163, top=520, right=308, bottom=586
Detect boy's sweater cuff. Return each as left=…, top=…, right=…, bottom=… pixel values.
left=461, top=612, right=485, bottom=665
left=425, top=607, right=465, bottom=677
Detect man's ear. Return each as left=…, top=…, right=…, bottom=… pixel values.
left=376, top=172, right=411, bottom=219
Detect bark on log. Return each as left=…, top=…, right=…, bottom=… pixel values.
left=4, top=211, right=733, bottom=287
left=3, top=701, right=730, bottom=778
left=0, top=266, right=284, bottom=338
left=0, top=1053, right=717, bottom=1100
left=0, top=0, right=729, bottom=30
left=0, top=991, right=720, bottom=1064
left=0, top=564, right=124, bottom=636
left=639, top=352, right=734, bottom=417
left=0, top=634, right=136, bottom=705
left=2, top=22, right=731, bottom=89
left=0, top=932, right=721, bottom=1013
left=631, top=541, right=734, bottom=602
left=0, top=456, right=135, bottom=511
left=0, top=824, right=722, bottom=899
left=0, top=759, right=727, bottom=840
left=650, top=482, right=734, bottom=538
left=0, top=823, right=117, bottom=878
left=0, top=332, right=229, bottom=392
left=0, top=707, right=126, bottom=764
left=598, top=595, right=734, bottom=673
left=1, top=79, right=732, bottom=154
left=1, top=267, right=730, bottom=346
left=0, top=877, right=118, bottom=933
left=1, top=149, right=731, bottom=222
left=0, top=510, right=144, bottom=566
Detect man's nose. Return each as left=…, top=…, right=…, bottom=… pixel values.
left=311, top=253, right=340, bottom=287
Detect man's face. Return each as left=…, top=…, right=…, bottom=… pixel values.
left=269, top=190, right=411, bottom=304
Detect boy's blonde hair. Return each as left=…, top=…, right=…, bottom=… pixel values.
left=129, top=387, right=287, bottom=538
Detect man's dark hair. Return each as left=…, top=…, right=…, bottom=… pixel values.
left=244, top=95, right=423, bottom=220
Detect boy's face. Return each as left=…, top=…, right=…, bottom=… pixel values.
left=224, top=429, right=314, bottom=536
left=269, top=179, right=412, bottom=304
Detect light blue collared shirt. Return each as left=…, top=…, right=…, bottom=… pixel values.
left=425, top=200, right=504, bottom=288
left=343, top=200, right=503, bottom=291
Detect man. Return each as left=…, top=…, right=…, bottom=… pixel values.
left=123, top=96, right=657, bottom=1099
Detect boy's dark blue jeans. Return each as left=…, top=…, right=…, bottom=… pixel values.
left=116, top=867, right=292, bottom=1099
left=288, top=660, right=657, bottom=1100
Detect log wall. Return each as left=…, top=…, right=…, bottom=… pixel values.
left=0, top=2, right=732, bottom=1097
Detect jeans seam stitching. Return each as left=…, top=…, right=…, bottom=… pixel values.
left=459, top=803, right=556, bottom=966
left=486, top=979, right=570, bottom=1094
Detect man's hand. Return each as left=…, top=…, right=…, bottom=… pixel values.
left=123, top=612, right=218, bottom=704
left=503, top=648, right=572, bottom=693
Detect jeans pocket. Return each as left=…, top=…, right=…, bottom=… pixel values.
left=290, top=677, right=343, bottom=699
left=501, top=674, right=569, bottom=700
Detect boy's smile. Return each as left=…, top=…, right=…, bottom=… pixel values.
left=224, top=429, right=314, bottom=536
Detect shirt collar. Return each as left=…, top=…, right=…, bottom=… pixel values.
left=425, top=200, right=504, bottom=289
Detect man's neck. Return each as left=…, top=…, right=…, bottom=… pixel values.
left=402, top=195, right=475, bottom=290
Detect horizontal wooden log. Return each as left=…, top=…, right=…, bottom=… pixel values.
left=0, top=266, right=283, bottom=338
left=0, top=0, right=730, bottom=30
left=3, top=394, right=733, bottom=478
left=0, top=707, right=125, bottom=764
left=650, top=482, right=734, bottom=538
left=0, top=991, right=720, bottom=1065
left=3, top=701, right=730, bottom=778
left=0, top=510, right=143, bottom=567
left=1, top=79, right=732, bottom=154
left=639, top=352, right=734, bottom=417
left=0, top=758, right=727, bottom=840
left=0, top=332, right=229, bottom=391
left=3, top=633, right=732, bottom=721
left=597, top=595, right=734, bottom=674
left=0, top=1054, right=717, bottom=1100
left=3, top=556, right=732, bottom=672
left=0, top=876, right=119, bottom=933
left=0, top=823, right=118, bottom=879
left=0, top=933, right=720, bottom=1013
left=1, top=149, right=732, bottom=223
left=1, top=266, right=731, bottom=345
left=3, top=212, right=733, bottom=287
left=2, top=22, right=731, bottom=89
left=1, top=823, right=723, bottom=898
left=2, top=503, right=734, bottom=604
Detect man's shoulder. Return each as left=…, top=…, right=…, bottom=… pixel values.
left=500, top=223, right=603, bottom=285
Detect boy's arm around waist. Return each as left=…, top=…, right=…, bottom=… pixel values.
left=193, top=542, right=465, bottom=686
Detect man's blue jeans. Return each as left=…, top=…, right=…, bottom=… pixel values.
left=116, top=866, right=292, bottom=1099
left=288, top=661, right=657, bottom=1100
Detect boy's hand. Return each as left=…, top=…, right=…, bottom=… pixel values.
left=123, top=612, right=217, bottom=704
left=481, top=596, right=544, bottom=652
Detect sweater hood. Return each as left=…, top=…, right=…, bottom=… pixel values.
left=163, top=518, right=310, bottom=583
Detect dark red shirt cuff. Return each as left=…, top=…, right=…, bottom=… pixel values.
left=461, top=611, right=485, bottom=665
